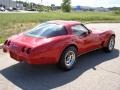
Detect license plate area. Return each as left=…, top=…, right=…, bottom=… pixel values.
left=10, top=51, right=19, bottom=60
left=10, top=43, right=20, bottom=53
left=10, top=43, right=20, bottom=60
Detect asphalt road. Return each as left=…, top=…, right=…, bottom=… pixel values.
left=0, top=10, right=39, bottom=13
left=0, top=23, right=120, bottom=90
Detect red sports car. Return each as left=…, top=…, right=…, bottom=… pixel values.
left=3, top=20, right=115, bottom=70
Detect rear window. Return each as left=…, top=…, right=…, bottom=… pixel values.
left=25, top=23, right=67, bottom=38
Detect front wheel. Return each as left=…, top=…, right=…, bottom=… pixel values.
left=58, top=46, right=77, bottom=70
left=104, top=36, right=115, bottom=52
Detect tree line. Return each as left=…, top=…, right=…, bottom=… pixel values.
left=18, top=0, right=120, bottom=13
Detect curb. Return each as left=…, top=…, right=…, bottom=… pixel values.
left=0, top=43, right=3, bottom=49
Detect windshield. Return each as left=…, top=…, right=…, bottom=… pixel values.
left=25, top=23, right=67, bottom=38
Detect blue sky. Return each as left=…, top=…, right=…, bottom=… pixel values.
left=18, top=0, right=120, bottom=7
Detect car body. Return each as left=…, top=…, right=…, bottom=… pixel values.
left=3, top=20, right=115, bottom=70
left=7, top=7, right=13, bottom=11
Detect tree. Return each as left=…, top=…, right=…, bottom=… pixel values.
left=109, top=7, right=120, bottom=11
left=61, top=0, right=71, bottom=12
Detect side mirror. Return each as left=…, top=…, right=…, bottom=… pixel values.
left=81, top=32, right=88, bottom=37
left=81, top=30, right=91, bottom=37
left=88, top=30, right=92, bottom=34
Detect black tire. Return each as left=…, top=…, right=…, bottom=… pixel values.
left=58, top=46, right=77, bottom=71
left=104, top=36, right=115, bottom=52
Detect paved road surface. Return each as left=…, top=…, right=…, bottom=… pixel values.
left=0, top=23, right=120, bottom=90
left=0, top=10, right=39, bottom=13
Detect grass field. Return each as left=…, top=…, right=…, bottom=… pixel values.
left=0, top=11, right=120, bottom=43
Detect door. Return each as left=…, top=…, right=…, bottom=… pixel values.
left=71, top=24, right=101, bottom=54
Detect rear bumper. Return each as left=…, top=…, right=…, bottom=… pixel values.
left=3, top=45, right=28, bottom=62
left=3, top=45, right=58, bottom=65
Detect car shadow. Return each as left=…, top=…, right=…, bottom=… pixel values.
left=0, top=49, right=119, bottom=90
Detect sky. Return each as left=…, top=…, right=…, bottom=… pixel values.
left=18, top=0, right=120, bottom=7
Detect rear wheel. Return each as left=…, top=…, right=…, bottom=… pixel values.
left=104, top=36, right=115, bottom=52
left=58, top=46, right=77, bottom=70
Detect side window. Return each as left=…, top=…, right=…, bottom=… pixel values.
left=46, top=27, right=67, bottom=37
left=71, top=24, right=88, bottom=36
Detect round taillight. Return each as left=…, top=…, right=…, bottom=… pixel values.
left=7, top=41, right=11, bottom=46
left=4, top=40, right=8, bottom=45
left=22, top=47, right=26, bottom=52
left=26, top=48, right=31, bottom=54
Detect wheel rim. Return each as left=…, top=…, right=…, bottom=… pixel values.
left=108, top=38, right=115, bottom=51
left=65, top=51, right=76, bottom=67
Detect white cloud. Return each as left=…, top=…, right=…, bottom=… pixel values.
left=71, top=0, right=120, bottom=7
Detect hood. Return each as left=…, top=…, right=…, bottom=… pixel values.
left=91, top=28, right=110, bottom=34
left=86, top=25, right=110, bottom=34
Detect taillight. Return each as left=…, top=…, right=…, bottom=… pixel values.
left=22, top=47, right=31, bottom=54
left=21, top=47, right=26, bottom=52
left=4, top=40, right=11, bottom=46
left=4, top=40, right=8, bottom=45
left=7, top=41, right=11, bottom=46
left=26, top=48, right=31, bottom=54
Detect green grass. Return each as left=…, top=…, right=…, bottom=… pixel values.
left=0, top=11, right=120, bottom=43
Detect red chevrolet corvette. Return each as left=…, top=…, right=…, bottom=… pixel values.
left=3, top=20, right=115, bottom=70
